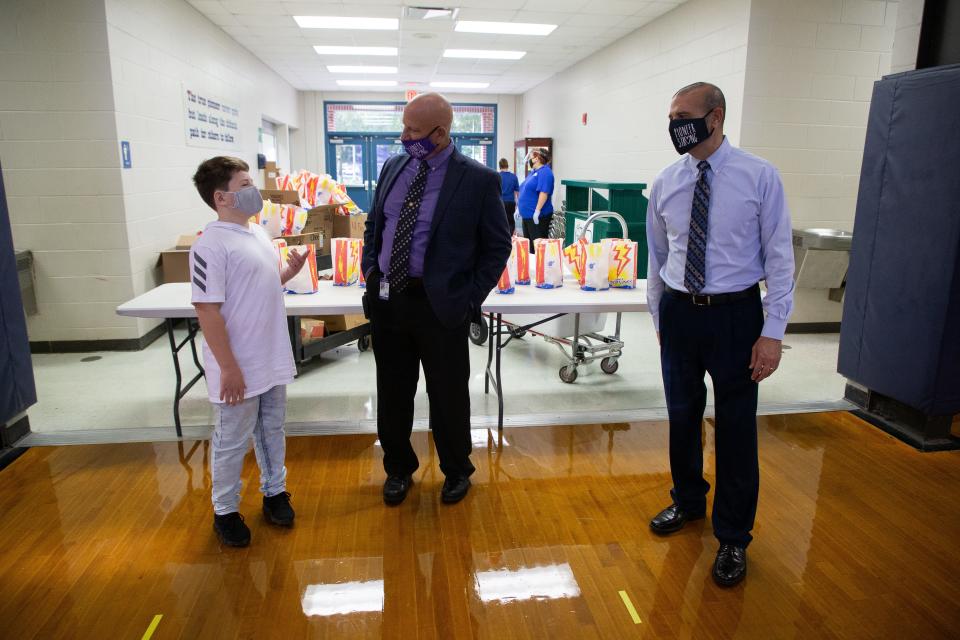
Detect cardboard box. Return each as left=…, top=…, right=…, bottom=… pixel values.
left=333, top=213, right=367, bottom=240
left=314, top=314, right=366, bottom=332
left=300, top=318, right=325, bottom=344
left=260, top=189, right=299, bottom=205
left=159, top=249, right=190, bottom=283
left=175, top=233, right=200, bottom=250
left=282, top=232, right=324, bottom=256
left=264, top=161, right=277, bottom=172
left=262, top=166, right=281, bottom=188
left=303, top=205, right=338, bottom=253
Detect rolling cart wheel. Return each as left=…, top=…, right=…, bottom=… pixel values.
left=357, top=335, right=372, bottom=352
left=559, top=365, right=578, bottom=384
left=600, top=357, right=619, bottom=374
left=511, top=328, right=527, bottom=339
left=469, top=321, right=488, bottom=346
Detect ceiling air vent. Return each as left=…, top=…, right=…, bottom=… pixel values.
left=404, top=6, right=460, bottom=21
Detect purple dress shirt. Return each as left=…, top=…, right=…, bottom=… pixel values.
left=378, top=143, right=456, bottom=278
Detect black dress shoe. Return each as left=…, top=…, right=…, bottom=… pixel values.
left=263, top=491, right=295, bottom=526
left=713, top=544, right=747, bottom=587
left=649, top=503, right=706, bottom=535
left=383, top=474, right=413, bottom=505
left=440, top=476, right=471, bottom=504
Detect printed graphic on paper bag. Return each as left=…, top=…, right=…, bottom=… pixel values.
left=497, top=266, right=514, bottom=294
left=513, top=237, right=531, bottom=284
left=582, top=242, right=610, bottom=291
left=563, top=239, right=587, bottom=285
left=333, top=238, right=363, bottom=286
left=535, top=239, right=563, bottom=289
left=609, top=240, right=638, bottom=289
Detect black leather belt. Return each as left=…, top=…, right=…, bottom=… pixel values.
left=665, top=283, right=759, bottom=306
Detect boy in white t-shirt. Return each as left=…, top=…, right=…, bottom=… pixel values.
left=189, top=156, right=307, bottom=547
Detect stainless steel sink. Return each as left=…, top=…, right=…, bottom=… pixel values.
left=792, top=228, right=853, bottom=251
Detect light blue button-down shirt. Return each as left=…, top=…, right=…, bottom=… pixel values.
left=646, top=137, right=795, bottom=340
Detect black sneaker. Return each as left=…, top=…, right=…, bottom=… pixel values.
left=263, top=491, right=295, bottom=526
left=214, top=512, right=250, bottom=547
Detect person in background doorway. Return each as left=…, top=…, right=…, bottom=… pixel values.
left=645, top=82, right=795, bottom=587
left=498, top=158, right=520, bottom=233
left=189, top=156, right=308, bottom=548
left=517, top=148, right=554, bottom=245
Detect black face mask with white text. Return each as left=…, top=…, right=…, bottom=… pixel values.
left=668, top=110, right=714, bottom=154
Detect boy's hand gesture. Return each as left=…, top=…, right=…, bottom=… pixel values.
left=281, top=248, right=308, bottom=285
left=286, top=248, right=307, bottom=273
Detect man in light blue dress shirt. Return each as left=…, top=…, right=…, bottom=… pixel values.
left=646, top=82, right=795, bottom=587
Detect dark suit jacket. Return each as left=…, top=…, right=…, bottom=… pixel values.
left=362, top=147, right=512, bottom=328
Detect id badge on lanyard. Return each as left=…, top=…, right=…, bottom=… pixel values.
left=379, top=278, right=390, bottom=301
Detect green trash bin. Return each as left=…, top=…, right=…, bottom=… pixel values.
left=560, top=180, right=650, bottom=277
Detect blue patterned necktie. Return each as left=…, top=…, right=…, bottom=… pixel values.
left=388, top=160, right=431, bottom=292
left=684, top=160, right=711, bottom=294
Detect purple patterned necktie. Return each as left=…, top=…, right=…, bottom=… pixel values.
left=684, top=160, right=711, bottom=293
left=387, top=160, right=430, bottom=292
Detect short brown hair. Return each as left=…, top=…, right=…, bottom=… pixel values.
left=499, top=158, right=509, bottom=169
left=673, top=82, right=726, bottom=123
left=193, top=156, right=249, bottom=210
left=533, top=148, right=550, bottom=164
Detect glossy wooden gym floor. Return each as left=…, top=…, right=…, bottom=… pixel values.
left=1, top=412, right=958, bottom=639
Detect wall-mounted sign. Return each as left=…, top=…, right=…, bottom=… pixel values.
left=183, top=86, right=241, bottom=150
left=120, top=141, right=131, bottom=168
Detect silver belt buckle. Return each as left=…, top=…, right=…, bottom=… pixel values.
left=692, top=293, right=711, bottom=306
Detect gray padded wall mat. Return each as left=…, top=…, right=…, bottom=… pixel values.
left=839, top=64, right=960, bottom=414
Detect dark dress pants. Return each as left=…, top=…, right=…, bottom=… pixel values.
left=368, top=273, right=475, bottom=480
left=503, top=201, right=516, bottom=231
left=659, top=288, right=763, bottom=548
left=521, top=214, right=552, bottom=247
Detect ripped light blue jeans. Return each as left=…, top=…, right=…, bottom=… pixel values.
left=211, top=385, right=288, bottom=515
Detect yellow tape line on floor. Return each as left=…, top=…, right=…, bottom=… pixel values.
left=141, top=614, right=163, bottom=640
left=618, top=590, right=642, bottom=624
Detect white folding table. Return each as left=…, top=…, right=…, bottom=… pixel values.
left=116, top=279, right=648, bottom=434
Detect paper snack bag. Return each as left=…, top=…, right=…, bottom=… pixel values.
left=608, top=239, right=639, bottom=289
left=257, top=200, right=283, bottom=238
left=513, top=237, right=530, bottom=284
left=562, top=238, right=588, bottom=285
left=582, top=242, right=610, bottom=291
left=281, top=245, right=318, bottom=294
left=280, top=206, right=308, bottom=237
left=497, top=244, right=519, bottom=294
left=332, top=237, right=363, bottom=286
left=534, top=238, right=563, bottom=289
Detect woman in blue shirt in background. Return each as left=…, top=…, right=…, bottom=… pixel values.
left=517, top=148, right=554, bottom=246
left=498, top=158, right=520, bottom=233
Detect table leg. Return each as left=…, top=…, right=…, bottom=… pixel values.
left=485, top=313, right=494, bottom=394
left=496, top=313, right=504, bottom=431
left=166, top=318, right=206, bottom=438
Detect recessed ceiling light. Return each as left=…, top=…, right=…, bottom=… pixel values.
left=455, top=21, right=557, bottom=36
left=293, top=16, right=399, bottom=30
left=328, top=65, right=397, bottom=74
left=443, top=49, right=526, bottom=60
left=313, top=46, right=398, bottom=56
left=336, top=80, right=398, bottom=87
left=430, top=81, right=490, bottom=89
